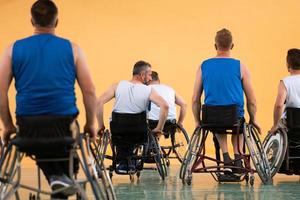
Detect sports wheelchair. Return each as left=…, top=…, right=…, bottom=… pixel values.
left=100, top=112, right=167, bottom=182
left=148, top=119, right=189, bottom=166
left=0, top=119, right=116, bottom=200
left=263, top=107, right=300, bottom=177
left=180, top=105, right=271, bottom=186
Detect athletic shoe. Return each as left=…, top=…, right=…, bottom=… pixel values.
left=49, top=174, right=77, bottom=196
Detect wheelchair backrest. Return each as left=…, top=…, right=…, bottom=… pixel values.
left=201, top=105, right=239, bottom=128
left=110, top=111, right=148, bottom=145
left=286, top=107, right=300, bottom=130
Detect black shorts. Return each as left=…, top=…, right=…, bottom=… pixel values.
left=212, top=118, right=245, bottom=135
left=148, top=119, right=177, bottom=138
left=15, top=115, right=77, bottom=155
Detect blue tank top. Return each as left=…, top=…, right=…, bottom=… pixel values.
left=12, top=34, right=79, bottom=116
left=201, top=58, right=244, bottom=117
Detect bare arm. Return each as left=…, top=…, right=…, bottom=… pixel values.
left=0, top=45, right=16, bottom=144
left=241, top=63, right=261, bottom=133
left=175, top=92, right=187, bottom=127
left=192, top=65, right=203, bottom=128
left=149, top=89, right=169, bottom=132
left=73, top=43, right=97, bottom=138
left=270, top=81, right=286, bottom=133
left=96, top=84, right=117, bottom=132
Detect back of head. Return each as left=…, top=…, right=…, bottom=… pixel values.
left=31, top=0, right=58, bottom=27
left=132, top=60, right=151, bottom=75
left=151, top=71, right=159, bottom=82
left=215, top=28, right=233, bottom=51
left=287, top=49, right=300, bottom=70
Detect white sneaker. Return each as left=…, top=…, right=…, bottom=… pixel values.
left=49, top=174, right=77, bottom=196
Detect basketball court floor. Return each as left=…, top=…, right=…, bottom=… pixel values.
left=16, top=158, right=300, bottom=200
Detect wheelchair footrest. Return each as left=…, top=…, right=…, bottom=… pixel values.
left=216, top=173, right=241, bottom=182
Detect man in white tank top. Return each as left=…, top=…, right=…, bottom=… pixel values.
left=148, top=71, right=187, bottom=129
left=270, top=49, right=300, bottom=133
left=97, top=61, right=168, bottom=172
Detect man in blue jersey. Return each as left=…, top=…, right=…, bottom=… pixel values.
left=192, top=28, right=261, bottom=178
left=0, top=0, right=97, bottom=199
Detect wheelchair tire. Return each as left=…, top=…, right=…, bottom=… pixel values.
left=243, top=124, right=272, bottom=184
left=262, top=129, right=288, bottom=177
left=149, top=134, right=167, bottom=180
left=95, top=130, right=110, bottom=164
left=0, top=144, right=19, bottom=200
left=172, top=125, right=190, bottom=163
left=80, top=135, right=117, bottom=200
left=179, top=127, right=203, bottom=184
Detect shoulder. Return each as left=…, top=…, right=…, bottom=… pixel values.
left=201, top=58, right=215, bottom=66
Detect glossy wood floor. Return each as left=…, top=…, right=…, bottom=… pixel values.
left=12, top=158, right=300, bottom=200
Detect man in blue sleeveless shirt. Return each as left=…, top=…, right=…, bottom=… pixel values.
left=0, top=0, right=97, bottom=199
left=192, top=29, right=261, bottom=177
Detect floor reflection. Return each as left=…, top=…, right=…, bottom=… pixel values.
left=112, top=163, right=300, bottom=200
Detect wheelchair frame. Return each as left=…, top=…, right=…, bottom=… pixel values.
left=180, top=123, right=271, bottom=186
left=157, top=124, right=190, bottom=165
left=101, top=129, right=167, bottom=182
left=0, top=133, right=116, bottom=200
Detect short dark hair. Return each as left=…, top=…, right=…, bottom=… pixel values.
left=132, top=60, right=151, bottom=75
left=287, top=49, right=300, bottom=70
left=215, top=28, right=233, bottom=50
left=31, top=0, right=58, bottom=27
left=151, top=71, right=159, bottom=81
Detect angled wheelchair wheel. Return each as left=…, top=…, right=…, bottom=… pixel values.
left=86, top=136, right=116, bottom=200
left=243, top=124, right=272, bottom=184
left=179, top=127, right=203, bottom=184
left=148, top=134, right=167, bottom=180
left=172, top=125, right=190, bottom=163
left=94, top=130, right=110, bottom=164
left=262, top=129, right=288, bottom=177
left=79, top=135, right=116, bottom=200
left=0, top=144, right=20, bottom=200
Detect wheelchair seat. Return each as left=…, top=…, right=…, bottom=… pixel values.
left=148, top=119, right=177, bottom=138
left=11, top=136, right=75, bottom=155
left=201, top=105, right=241, bottom=133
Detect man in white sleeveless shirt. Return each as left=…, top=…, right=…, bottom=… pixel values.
left=148, top=71, right=187, bottom=133
left=270, top=49, right=300, bottom=133
left=97, top=61, right=168, bottom=172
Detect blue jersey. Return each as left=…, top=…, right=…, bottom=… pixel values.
left=12, top=34, right=79, bottom=116
left=201, top=58, right=244, bottom=117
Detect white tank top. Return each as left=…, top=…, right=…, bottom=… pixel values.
left=113, top=80, right=152, bottom=114
left=282, top=75, right=300, bottom=117
left=148, top=84, right=177, bottom=120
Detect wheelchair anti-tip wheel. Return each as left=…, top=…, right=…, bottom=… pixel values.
left=244, top=124, right=272, bottom=184
left=262, top=129, right=288, bottom=177
left=180, top=127, right=203, bottom=185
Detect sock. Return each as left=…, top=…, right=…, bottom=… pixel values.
left=223, top=152, right=231, bottom=163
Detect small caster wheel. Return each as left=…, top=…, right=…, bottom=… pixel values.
left=136, top=171, right=141, bottom=178
left=166, top=159, right=170, bottom=167
left=186, top=175, right=192, bottom=185
left=245, top=174, right=249, bottom=183
left=250, top=175, right=254, bottom=186
left=129, top=174, right=134, bottom=182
